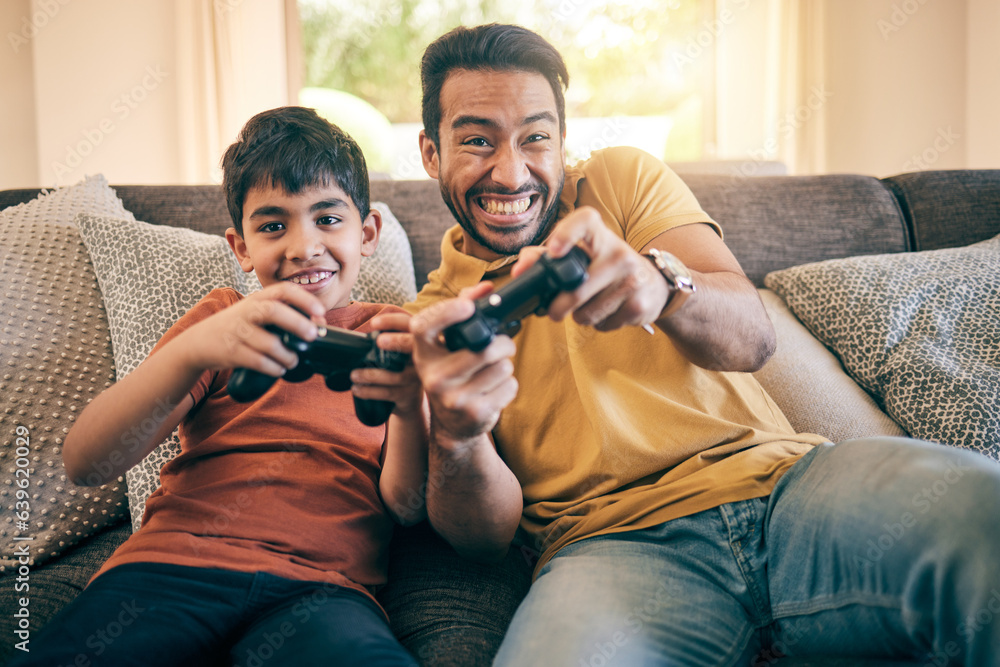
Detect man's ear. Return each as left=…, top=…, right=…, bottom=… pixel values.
left=419, top=129, right=440, bottom=179
left=361, top=207, right=382, bottom=258
left=225, top=228, right=255, bottom=273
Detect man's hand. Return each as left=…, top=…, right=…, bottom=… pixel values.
left=513, top=205, right=776, bottom=372
left=512, top=206, right=670, bottom=332
left=410, top=282, right=519, bottom=445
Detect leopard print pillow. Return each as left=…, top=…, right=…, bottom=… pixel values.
left=765, top=234, right=1000, bottom=459
left=76, top=205, right=416, bottom=530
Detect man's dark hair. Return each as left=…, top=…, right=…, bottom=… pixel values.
left=221, top=106, right=370, bottom=235
left=420, top=24, right=570, bottom=147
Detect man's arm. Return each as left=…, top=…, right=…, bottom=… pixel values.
left=520, top=207, right=775, bottom=372
left=409, top=287, right=523, bottom=562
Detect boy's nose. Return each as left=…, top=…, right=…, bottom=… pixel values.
left=286, top=227, right=324, bottom=261
left=490, top=143, right=530, bottom=191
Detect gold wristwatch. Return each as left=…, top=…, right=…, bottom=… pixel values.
left=644, top=248, right=696, bottom=318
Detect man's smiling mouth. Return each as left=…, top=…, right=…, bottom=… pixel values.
left=477, top=196, right=533, bottom=216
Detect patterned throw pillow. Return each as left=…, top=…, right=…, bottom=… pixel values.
left=0, top=174, right=134, bottom=569
left=76, top=203, right=417, bottom=530
left=765, top=235, right=1000, bottom=459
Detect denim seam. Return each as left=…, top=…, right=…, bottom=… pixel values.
left=720, top=503, right=772, bottom=626
left=771, top=592, right=902, bottom=620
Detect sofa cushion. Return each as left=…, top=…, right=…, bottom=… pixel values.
left=0, top=178, right=131, bottom=571
left=0, top=518, right=130, bottom=665
left=765, top=237, right=1000, bottom=459
left=752, top=290, right=907, bottom=443
left=76, top=204, right=417, bottom=529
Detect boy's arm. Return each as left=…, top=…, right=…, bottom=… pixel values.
left=380, top=398, right=430, bottom=526
left=64, top=284, right=327, bottom=486
left=352, top=312, right=430, bottom=526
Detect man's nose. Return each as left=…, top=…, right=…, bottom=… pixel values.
left=490, top=143, right=530, bottom=191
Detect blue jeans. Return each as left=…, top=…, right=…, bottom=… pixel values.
left=493, top=438, right=1000, bottom=666
left=12, top=562, right=417, bottom=667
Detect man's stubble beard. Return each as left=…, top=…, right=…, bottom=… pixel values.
left=438, top=170, right=566, bottom=257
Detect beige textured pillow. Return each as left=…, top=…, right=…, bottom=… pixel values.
left=753, top=288, right=907, bottom=443
left=0, top=222, right=128, bottom=570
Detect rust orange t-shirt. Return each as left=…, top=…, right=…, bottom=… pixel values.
left=93, top=288, right=403, bottom=608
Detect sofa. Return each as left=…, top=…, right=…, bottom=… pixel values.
left=1, top=166, right=998, bottom=667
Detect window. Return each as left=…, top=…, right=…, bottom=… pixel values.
left=297, top=0, right=715, bottom=178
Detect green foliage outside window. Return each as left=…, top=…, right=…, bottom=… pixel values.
left=299, top=0, right=711, bottom=163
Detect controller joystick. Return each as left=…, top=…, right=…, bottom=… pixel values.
left=227, top=324, right=409, bottom=426
left=443, top=246, right=591, bottom=352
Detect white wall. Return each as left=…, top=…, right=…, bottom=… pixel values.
left=1, top=0, right=288, bottom=189
left=0, top=0, right=41, bottom=189
left=823, top=0, right=970, bottom=176
left=32, top=0, right=180, bottom=187
left=966, top=0, right=1000, bottom=169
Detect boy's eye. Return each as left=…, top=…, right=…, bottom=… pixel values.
left=317, top=216, right=340, bottom=226
left=259, top=222, right=284, bottom=233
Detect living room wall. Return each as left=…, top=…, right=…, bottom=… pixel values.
left=1, top=0, right=998, bottom=189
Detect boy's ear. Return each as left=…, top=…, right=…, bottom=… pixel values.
left=225, top=228, right=256, bottom=273
left=361, top=207, right=382, bottom=258
left=418, top=129, right=440, bottom=179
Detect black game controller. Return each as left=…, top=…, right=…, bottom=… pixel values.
left=227, top=325, right=409, bottom=426
left=443, top=246, right=591, bottom=352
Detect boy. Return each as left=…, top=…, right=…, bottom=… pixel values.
left=15, top=107, right=425, bottom=666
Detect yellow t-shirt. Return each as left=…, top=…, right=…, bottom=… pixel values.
left=408, top=147, right=828, bottom=574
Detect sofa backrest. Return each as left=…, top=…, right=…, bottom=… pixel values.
left=4, top=168, right=998, bottom=289
left=883, top=169, right=1000, bottom=252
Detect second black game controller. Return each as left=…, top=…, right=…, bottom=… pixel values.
left=443, top=246, right=591, bottom=352
left=227, top=324, right=409, bottom=426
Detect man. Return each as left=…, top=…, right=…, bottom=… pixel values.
left=406, top=23, right=1000, bottom=665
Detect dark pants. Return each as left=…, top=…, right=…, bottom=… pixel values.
left=12, top=562, right=417, bottom=667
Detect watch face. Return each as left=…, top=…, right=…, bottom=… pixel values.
left=660, top=252, right=692, bottom=283
left=650, top=249, right=693, bottom=291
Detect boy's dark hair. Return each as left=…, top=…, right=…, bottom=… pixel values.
left=420, top=24, right=569, bottom=147
left=221, top=106, right=370, bottom=235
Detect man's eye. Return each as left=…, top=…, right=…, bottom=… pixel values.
left=463, top=137, right=490, bottom=147
left=526, top=133, right=549, bottom=144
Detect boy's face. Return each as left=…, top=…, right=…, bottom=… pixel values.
left=226, top=182, right=380, bottom=311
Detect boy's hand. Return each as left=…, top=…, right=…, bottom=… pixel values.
left=175, top=282, right=327, bottom=377
left=351, top=312, right=424, bottom=418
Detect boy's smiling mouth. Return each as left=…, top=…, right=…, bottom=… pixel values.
left=283, top=269, right=334, bottom=286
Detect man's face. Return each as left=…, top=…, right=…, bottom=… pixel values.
left=420, top=68, right=566, bottom=260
